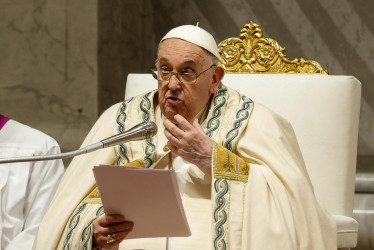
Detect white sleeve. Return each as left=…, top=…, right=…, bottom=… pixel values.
left=5, top=142, right=64, bottom=250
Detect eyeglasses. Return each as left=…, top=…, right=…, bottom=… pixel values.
left=151, top=60, right=216, bottom=85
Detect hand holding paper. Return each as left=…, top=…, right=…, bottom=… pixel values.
left=92, top=165, right=191, bottom=241
left=92, top=214, right=134, bottom=248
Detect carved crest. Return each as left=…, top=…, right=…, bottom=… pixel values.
left=218, top=22, right=328, bottom=74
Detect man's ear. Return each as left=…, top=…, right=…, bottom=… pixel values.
left=210, top=66, right=225, bottom=94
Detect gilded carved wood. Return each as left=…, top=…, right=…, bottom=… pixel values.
left=218, top=22, right=328, bottom=74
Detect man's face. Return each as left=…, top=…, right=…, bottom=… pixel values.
left=157, top=38, right=220, bottom=124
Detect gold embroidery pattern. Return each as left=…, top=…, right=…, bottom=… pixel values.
left=82, top=188, right=102, bottom=204
left=213, top=142, right=249, bottom=183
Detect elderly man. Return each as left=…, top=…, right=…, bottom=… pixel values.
left=33, top=25, right=336, bottom=249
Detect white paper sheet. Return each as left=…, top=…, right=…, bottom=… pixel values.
left=92, top=165, right=191, bottom=239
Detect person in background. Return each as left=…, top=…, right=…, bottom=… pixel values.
left=0, top=114, right=64, bottom=249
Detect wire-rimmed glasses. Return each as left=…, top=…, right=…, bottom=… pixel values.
left=151, top=60, right=216, bottom=85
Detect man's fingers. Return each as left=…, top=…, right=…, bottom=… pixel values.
left=93, top=217, right=134, bottom=248
left=98, top=227, right=133, bottom=248
left=164, top=128, right=180, bottom=145
left=105, top=223, right=134, bottom=240
left=98, top=214, right=126, bottom=226
left=164, top=119, right=184, bottom=138
left=173, top=114, right=193, bottom=131
left=113, top=227, right=134, bottom=240
left=192, top=118, right=205, bottom=133
left=167, top=141, right=179, bottom=153
left=107, top=221, right=134, bottom=234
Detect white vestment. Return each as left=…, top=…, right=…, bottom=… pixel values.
left=33, top=84, right=337, bottom=250
left=0, top=119, right=64, bottom=249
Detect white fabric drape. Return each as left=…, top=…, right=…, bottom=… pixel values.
left=0, top=120, right=64, bottom=249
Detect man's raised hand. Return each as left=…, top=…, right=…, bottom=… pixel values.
left=163, top=114, right=212, bottom=176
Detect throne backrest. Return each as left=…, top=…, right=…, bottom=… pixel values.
left=124, top=22, right=361, bottom=217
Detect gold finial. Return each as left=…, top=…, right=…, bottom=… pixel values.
left=218, top=22, right=328, bottom=74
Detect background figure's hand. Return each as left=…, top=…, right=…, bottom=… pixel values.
left=92, top=214, right=134, bottom=248
left=164, top=114, right=212, bottom=176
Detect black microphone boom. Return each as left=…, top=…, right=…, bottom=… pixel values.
left=0, top=121, right=157, bottom=164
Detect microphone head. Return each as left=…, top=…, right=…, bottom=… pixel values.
left=101, top=121, right=158, bottom=148
left=143, top=121, right=158, bottom=139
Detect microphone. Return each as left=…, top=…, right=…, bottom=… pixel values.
left=0, top=121, right=157, bottom=164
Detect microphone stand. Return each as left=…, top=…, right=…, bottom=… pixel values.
left=0, top=121, right=157, bottom=164
left=0, top=142, right=103, bottom=164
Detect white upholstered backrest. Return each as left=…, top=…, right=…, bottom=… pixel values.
left=125, top=73, right=361, bottom=217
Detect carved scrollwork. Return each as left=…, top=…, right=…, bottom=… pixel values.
left=218, top=22, right=328, bottom=74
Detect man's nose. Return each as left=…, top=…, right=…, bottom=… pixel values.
left=168, top=74, right=182, bottom=90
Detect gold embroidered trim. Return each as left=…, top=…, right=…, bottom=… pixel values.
left=213, top=142, right=250, bottom=183
left=82, top=187, right=102, bottom=204
left=125, top=159, right=146, bottom=168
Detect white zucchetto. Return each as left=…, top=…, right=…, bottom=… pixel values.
left=160, top=25, right=219, bottom=59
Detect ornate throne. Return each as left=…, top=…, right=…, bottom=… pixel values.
left=125, top=22, right=361, bottom=250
